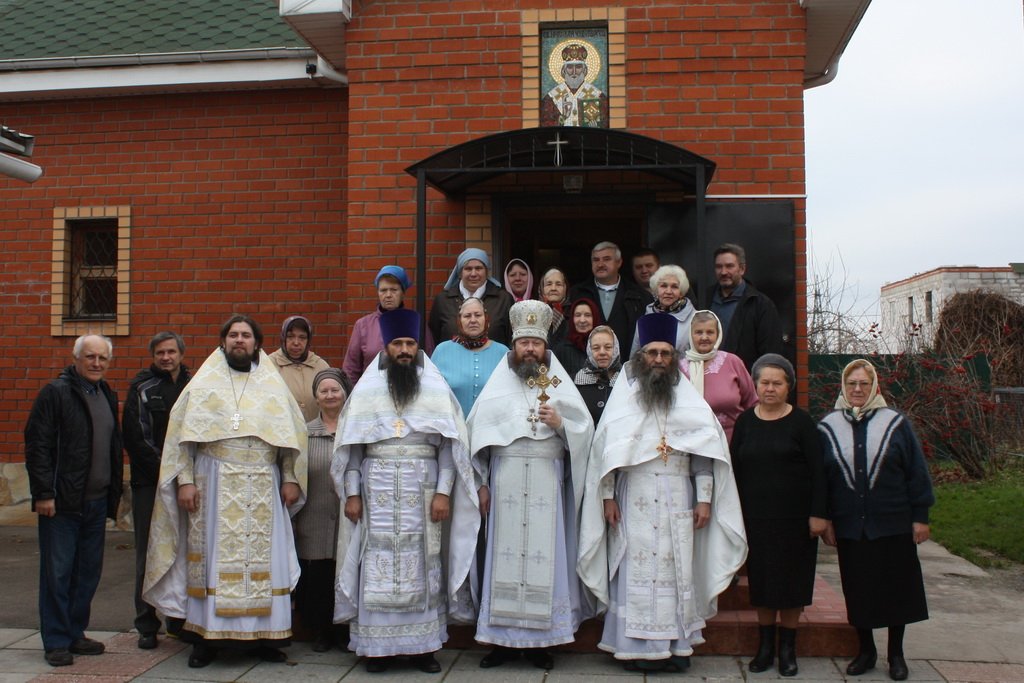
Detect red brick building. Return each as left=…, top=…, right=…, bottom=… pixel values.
left=0, top=0, right=869, bottom=476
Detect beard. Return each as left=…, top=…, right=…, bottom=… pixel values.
left=633, top=350, right=678, bottom=414
left=223, top=347, right=255, bottom=372
left=386, top=356, right=421, bottom=410
left=564, top=72, right=585, bottom=92
left=510, top=348, right=544, bottom=381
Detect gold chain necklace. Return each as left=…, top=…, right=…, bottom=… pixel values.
left=654, top=409, right=671, bottom=463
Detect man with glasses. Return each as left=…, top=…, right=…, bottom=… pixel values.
left=578, top=312, right=747, bottom=674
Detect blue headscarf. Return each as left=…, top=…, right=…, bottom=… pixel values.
left=444, top=248, right=502, bottom=290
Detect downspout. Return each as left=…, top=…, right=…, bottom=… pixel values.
left=312, top=55, right=348, bottom=84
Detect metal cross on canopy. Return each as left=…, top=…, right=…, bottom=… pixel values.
left=546, top=131, right=568, bottom=167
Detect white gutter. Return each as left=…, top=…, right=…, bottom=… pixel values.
left=801, top=0, right=872, bottom=89
left=0, top=47, right=314, bottom=71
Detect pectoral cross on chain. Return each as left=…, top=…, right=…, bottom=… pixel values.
left=393, top=418, right=405, bottom=438
left=656, top=435, right=672, bottom=464
left=526, top=408, right=540, bottom=435
left=230, top=412, right=243, bottom=431
left=527, top=364, right=561, bottom=404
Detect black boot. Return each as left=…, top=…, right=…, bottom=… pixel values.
left=888, top=624, right=908, bottom=680
left=777, top=627, right=798, bottom=677
left=847, top=628, right=877, bottom=676
left=748, top=624, right=776, bottom=672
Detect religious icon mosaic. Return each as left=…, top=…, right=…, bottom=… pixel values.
left=539, top=26, right=610, bottom=128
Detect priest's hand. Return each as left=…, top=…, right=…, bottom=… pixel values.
left=178, top=483, right=200, bottom=513
left=693, top=502, right=711, bottom=529
left=477, top=485, right=490, bottom=518
left=603, top=499, right=621, bottom=527
left=280, top=482, right=300, bottom=507
left=344, top=495, right=363, bottom=523
left=809, top=516, right=828, bottom=538
left=913, top=522, right=930, bottom=544
left=538, top=403, right=562, bottom=430
left=35, top=499, right=56, bottom=517
left=431, top=493, right=450, bottom=522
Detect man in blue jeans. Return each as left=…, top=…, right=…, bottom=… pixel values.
left=24, top=335, right=124, bottom=667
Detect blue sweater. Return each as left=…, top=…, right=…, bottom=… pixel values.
left=431, top=340, right=508, bottom=418
left=818, top=408, right=934, bottom=541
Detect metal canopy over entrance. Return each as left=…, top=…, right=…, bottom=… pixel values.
left=404, top=127, right=718, bottom=337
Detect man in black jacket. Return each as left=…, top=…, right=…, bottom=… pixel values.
left=24, top=335, right=123, bottom=667
left=708, top=243, right=784, bottom=370
left=569, top=241, right=652, bottom=352
left=122, top=331, right=191, bottom=650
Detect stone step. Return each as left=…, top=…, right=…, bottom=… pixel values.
left=441, top=575, right=857, bottom=657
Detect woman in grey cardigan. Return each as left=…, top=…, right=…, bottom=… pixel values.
left=292, top=368, right=351, bottom=652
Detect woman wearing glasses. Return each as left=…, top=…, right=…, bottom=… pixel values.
left=818, top=359, right=934, bottom=682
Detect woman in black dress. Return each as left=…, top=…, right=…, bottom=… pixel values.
left=818, top=359, right=934, bottom=681
left=572, top=325, right=621, bottom=425
left=731, top=354, right=827, bottom=677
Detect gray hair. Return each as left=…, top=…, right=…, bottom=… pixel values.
left=751, top=353, right=795, bottom=387
left=148, top=331, right=185, bottom=355
left=592, top=241, right=621, bottom=261
left=649, top=264, right=690, bottom=297
left=458, top=296, right=486, bottom=314
left=73, top=334, right=113, bottom=359
left=714, top=242, right=747, bottom=266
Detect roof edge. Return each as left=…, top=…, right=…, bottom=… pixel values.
left=0, top=47, right=315, bottom=72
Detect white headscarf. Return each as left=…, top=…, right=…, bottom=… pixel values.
left=683, top=310, right=723, bottom=397
left=835, top=358, right=888, bottom=421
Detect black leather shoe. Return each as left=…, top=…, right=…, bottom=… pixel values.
left=188, top=644, right=216, bottom=668
left=366, top=656, right=391, bottom=673
left=311, top=630, right=333, bottom=653
left=479, top=646, right=517, bottom=668
left=846, top=650, right=877, bottom=676
left=138, top=634, right=158, bottom=650
left=524, top=648, right=554, bottom=670
left=888, top=655, right=909, bottom=681
left=412, top=653, right=442, bottom=673
left=667, top=655, right=691, bottom=672
left=777, top=626, right=798, bottom=677
left=258, top=647, right=287, bottom=663
left=70, top=637, right=105, bottom=655
left=749, top=624, right=776, bottom=672
left=44, top=649, right=73, bottom=667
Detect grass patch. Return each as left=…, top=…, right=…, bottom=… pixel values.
left=929, top=458, right=1024, bottom=567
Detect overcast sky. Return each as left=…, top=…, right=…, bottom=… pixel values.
left=805, top=0, right=1024, bottom=318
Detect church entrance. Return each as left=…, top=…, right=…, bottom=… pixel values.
left=495, top=196, right=647, bottom=288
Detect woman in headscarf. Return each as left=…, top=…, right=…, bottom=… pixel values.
left=428, top=248, right=514, bottom=345
left=554, top=297, right=601, bottom=378
left=538, top=267, right=570, bottom=345
left=503, top=258, right=534, bottom=303
left=681, top=310, right=757, bottom=442
left=432, top=297, right=509, bottom=417
left=291, top=368, right=352, bottom=652
left=629, top=264, right=696, bottom=356
left=269, top=315, right=330, bottom=422
left=342, top=266, right=434, bottom=386
left=572, top=325, right=621, bottom=425
left=818, top=359, right=934, bottom=682
left=730, top=354, right=827, bottom=677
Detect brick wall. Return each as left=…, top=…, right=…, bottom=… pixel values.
left=342, top=0, right=809, bottom=386
left=0, top=88, right=348, bottom=461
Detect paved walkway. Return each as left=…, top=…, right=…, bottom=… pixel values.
left=2, top=501, right=1023, bottom=682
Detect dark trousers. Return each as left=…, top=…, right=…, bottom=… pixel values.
left=132, top=485, right=162, bottom=636
left=38, top=498, right=107, bottom=651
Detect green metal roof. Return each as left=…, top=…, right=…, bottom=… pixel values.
left=0, top=0, right=307, bottom=61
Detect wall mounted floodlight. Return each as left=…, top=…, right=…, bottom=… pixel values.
left=0, top=125, right=43, bottom=183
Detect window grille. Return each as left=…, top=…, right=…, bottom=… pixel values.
left=67, top=219, right=117, bottom=320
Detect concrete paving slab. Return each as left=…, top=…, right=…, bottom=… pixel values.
left=134, top=647, right=256, bottom=682
left=238, top=661, right=344, bottom=683
left=0, top=634, right=35, bottom=651
left=0, top=649, right=51, bottom=675
left=0, top=674, right=36, bottom=683
left=930, top=660, right=1024, bottom=683
left=4, top=632, right=119, bottom=653
left=743, top=656, right=845, bottom=680
left=277, top=642, right=357, bottom=668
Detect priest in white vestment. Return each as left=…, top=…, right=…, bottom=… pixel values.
left=144, top=315, right=308, bottom=668
left=578, top=312, right=747, bottom=673
left=467, top=299, right=596, bottom=670
left=332, top=309, right=479, bottom=674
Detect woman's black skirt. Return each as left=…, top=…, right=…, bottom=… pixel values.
left=745, top=516, right=818, bottom=609
left=837, top=533, right=928, bottom=629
